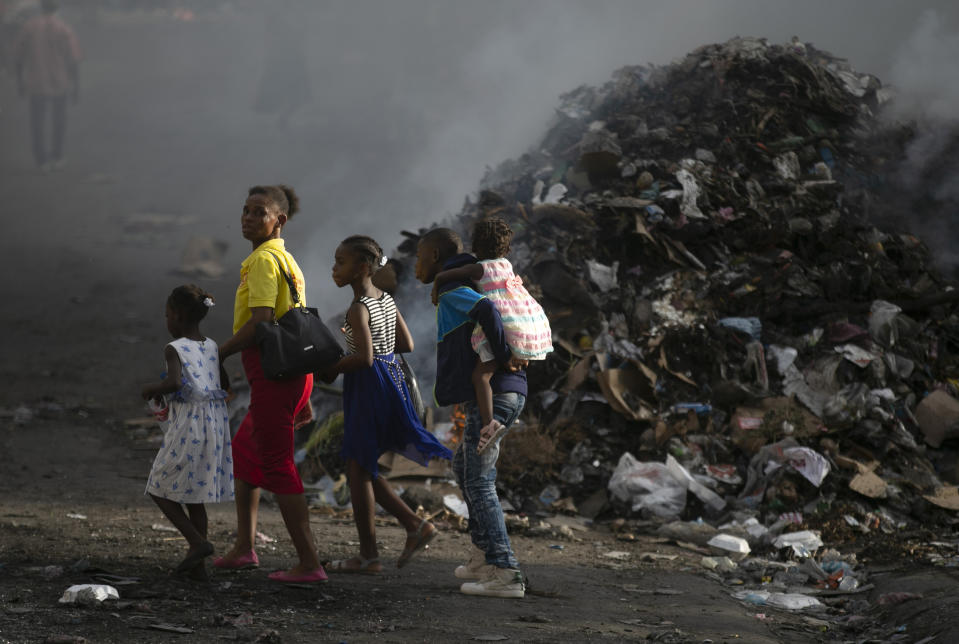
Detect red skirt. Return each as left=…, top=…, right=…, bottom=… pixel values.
left=231, top=347, right=313, bottom=495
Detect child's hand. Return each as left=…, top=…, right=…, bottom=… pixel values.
left=431, top=281, right=440, bottom=306
left=140, top=384, right=156, bottom=400
left=506, top=355, right=529, bottom=372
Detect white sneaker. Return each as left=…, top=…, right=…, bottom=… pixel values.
left=460, top=567, right=525, bottom=598
left=454, top=544, right=489, bottom=580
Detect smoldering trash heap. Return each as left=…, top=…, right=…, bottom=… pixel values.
left=298, top=35, right=959, bottom=594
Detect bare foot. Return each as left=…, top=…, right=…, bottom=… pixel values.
left=174, top=540, right=214, bottom=573
left=398, top=521, right=437, bottom=568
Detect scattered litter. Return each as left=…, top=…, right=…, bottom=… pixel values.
left=59, top=585, right=119, bottom=605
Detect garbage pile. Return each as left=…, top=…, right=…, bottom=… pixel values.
left=382, top=36, right=959, bottom=536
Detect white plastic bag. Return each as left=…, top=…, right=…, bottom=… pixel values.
left=773, top=530, right=824, bottom=557
left=59, top=584, right=119, bottom=605
left=608, top=452, right=686, bottom=518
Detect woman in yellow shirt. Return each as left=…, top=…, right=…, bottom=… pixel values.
left=216, top=184, right=326, bottom=583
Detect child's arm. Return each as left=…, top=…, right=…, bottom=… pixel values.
left=325, top=302, right=374, bottom=377
left=431, top=263, right=485, bottom=305
left=394, top=308, right=414, bottom=354
left=141, top=345, right=182, bottom=401
left=218, top=363, right=231, bottom=392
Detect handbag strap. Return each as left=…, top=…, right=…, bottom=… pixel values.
left=263, top=250, right=303, bottom=307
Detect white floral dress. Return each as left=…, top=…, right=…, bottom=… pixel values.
left=145, top=337, right=234, bottom=504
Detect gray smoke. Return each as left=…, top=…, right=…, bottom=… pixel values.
left=882, top=10, right=959, bottom=270
left=3, top=0, right=959, bottom=392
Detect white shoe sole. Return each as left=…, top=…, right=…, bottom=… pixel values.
left=459, top=582, right=524, bottom=598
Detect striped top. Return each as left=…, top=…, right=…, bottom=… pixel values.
left=342, top=293, right=397, bottom=355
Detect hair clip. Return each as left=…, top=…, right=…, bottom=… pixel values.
left=379, top=256, right=388, bottom=267
left=203, top=297, right=215, bottom=308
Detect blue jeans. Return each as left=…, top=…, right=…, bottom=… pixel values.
left=452, top=392, right=525, bottom=570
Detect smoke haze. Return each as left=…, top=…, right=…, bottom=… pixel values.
left=1, top=0, right=957, bottom=386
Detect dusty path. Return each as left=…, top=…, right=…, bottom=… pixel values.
left=0, top=414, right=823, bottom=644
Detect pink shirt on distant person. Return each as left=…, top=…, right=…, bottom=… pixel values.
left=14, top=13, right=81, bottom=97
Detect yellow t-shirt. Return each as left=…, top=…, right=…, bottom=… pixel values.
left=233, top=238, right=307, bottom=334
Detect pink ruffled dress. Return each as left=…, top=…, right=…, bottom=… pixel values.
left=471, top=258, right=553, bottom=362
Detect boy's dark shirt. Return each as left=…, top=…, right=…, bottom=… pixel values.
left=433, top=253, right=528, bottom=406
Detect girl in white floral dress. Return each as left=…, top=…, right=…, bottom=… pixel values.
left=141, top=285, right=234, bottom=575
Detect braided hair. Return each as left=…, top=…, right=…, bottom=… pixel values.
left=471, top=216, right=512, bottom=261
left=167, top=284, right=215, bottom=325
left=248, top=184, right=301, bottom=219
left=340, top=235, right=384, bottom=271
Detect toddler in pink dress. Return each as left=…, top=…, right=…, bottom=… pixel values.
left=432, top=217, right=552, bottom=451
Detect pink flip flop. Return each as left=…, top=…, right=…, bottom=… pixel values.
left=268, top=567, right=329, bottom=583
left=213, top=550, right=259, bottom=570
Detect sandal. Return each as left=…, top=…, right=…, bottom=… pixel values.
left=477, top=420, right=507, bottom=455
left=325, top=557, right=382, bottom=575
left=397, top=520, right=436, bottom=569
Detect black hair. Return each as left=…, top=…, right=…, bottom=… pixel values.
left=420, top=227, right=462, bottom=262
left=471, top=216, right=512, bottom=260
left=340, top=235, right=384, bottom=271
left=167, top=285, right=215, bottom=325
left=248, top=184, right=300, bottom=219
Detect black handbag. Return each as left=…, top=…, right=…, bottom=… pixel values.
left=254, top=252, right=343, bottom=380
left=397, top=353, right=427, bottom=424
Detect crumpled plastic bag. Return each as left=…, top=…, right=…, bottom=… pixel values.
left=734, top=590, right=823, bottom=610
left=59, top=584, right=120, bottom=605
left=608, top=452, right=686, bottom=518
left=765, top=446, right=831, bottom=487
left=773, top=530, right=824, bottom=557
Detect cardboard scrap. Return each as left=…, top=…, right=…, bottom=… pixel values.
left=914, top=390, right=959, bottom=448
left=380, top=452, right=450, bottom=480
left=923, top=486, right=959, bottom=511
left=564, top=354, right=593, bottom=393
left=849, top=470, right=888, bottom=499
left=596, top=367, right=654, bottom=421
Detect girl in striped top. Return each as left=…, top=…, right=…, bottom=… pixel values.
left=431, top=216, right=553, bottom=452
left=324, top=235, right=452, bottom=574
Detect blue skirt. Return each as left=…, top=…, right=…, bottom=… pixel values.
left=342, top=353, right=452, bottom=478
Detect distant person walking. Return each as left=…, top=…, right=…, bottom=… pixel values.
left=12, top=0, right=80, bottom=172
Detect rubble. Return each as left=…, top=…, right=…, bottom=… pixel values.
left=294, top=34, right=959, bottom=629
left=382, top=35, right=959, bottom=528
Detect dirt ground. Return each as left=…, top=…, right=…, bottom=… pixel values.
left=2, top=8, right=959, bottom=644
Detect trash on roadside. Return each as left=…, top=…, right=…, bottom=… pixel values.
left=707, top=534, right=751, bottom=560
left=773, top=531, right=824, bottom=557
left=58, top=585, right=119, bottom=605
left=444, top=494, right=469, bottom=518
left=734, top=590, right=823, bottom=611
